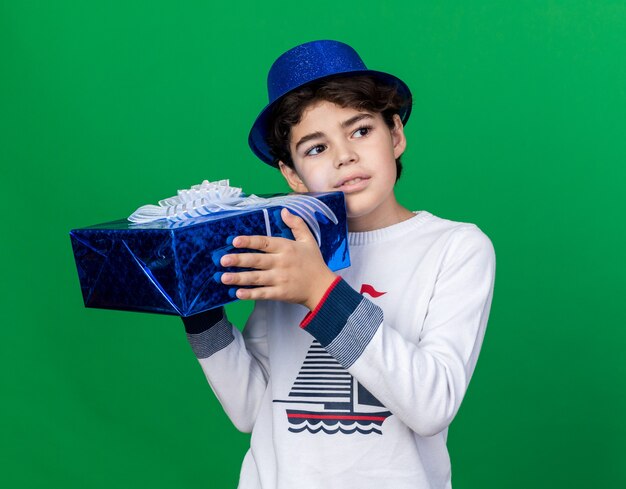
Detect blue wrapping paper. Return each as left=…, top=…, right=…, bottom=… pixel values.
left=69, top=192, right=350, bottom=316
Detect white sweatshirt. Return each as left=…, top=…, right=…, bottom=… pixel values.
left=184, top=211, right=496, bottom=489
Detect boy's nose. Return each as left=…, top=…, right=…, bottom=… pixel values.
left=335, top=146, right=358, bottom=168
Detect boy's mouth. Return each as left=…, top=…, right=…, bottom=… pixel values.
left=334, top=175, right=370, bottom=192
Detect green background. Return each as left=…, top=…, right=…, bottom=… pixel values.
left=2, top=1, right=625, bottom=487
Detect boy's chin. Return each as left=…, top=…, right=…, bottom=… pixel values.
left=344, top=193, right=376, bottom=216
left=345, top=205, right=373, bottom=222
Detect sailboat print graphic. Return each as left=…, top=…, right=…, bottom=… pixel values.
left=273, top=340, right=392, bottom=435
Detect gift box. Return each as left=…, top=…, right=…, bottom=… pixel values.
left=69, top=185, right=350, bottom=317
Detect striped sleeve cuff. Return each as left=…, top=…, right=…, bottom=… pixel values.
left=181, top=307, right=225, bottom=334
left=186, top=315, right=235, bottom=359
left=301, top=278, right=383, bottom=368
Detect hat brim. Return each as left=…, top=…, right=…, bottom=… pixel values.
left=248, top=69, right=412, bottom=167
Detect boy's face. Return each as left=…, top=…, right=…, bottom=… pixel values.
left=279, top=101, right=407, bottom=232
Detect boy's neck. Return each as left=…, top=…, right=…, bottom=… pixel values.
left=347, top=202, right=414, bottom=232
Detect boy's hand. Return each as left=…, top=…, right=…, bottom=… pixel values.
left=220, top=208, right=337, bottom=310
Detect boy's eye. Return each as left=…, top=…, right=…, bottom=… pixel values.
left=305, top=144, right=326, bottom=156
left=353, top=126, right=372, bottom=138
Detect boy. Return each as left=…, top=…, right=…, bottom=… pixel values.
left=182, top=40, right=495, bottom=489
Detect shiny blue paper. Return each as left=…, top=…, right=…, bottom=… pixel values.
left=70, top=192, right=350, bottom=316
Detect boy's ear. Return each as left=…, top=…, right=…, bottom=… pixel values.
left=279, top=161, right=309, bottom=193
left=391, top=114, right=407, bottom=159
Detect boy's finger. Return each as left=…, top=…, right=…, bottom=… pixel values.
left=220, top=251, right=272, bottom=269
left=281, top=208, right=313, bottom=242
left=236, top=285, right=279, bottom=301
left=221, top=270, right=270, bottom=287
left=232, top=235, right=280, bottom=252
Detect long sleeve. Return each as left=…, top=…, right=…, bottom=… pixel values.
left=302, top=225, right=496, bottom=437
left=183, top=302, right=270, bottom=433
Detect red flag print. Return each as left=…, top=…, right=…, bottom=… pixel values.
left=360, top=284, right=386, bottom=298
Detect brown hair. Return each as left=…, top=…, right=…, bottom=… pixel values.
left=266, top=75, right=411, bottom=180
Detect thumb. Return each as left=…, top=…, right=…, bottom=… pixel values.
left=281, top=208, right=313, bottom=242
